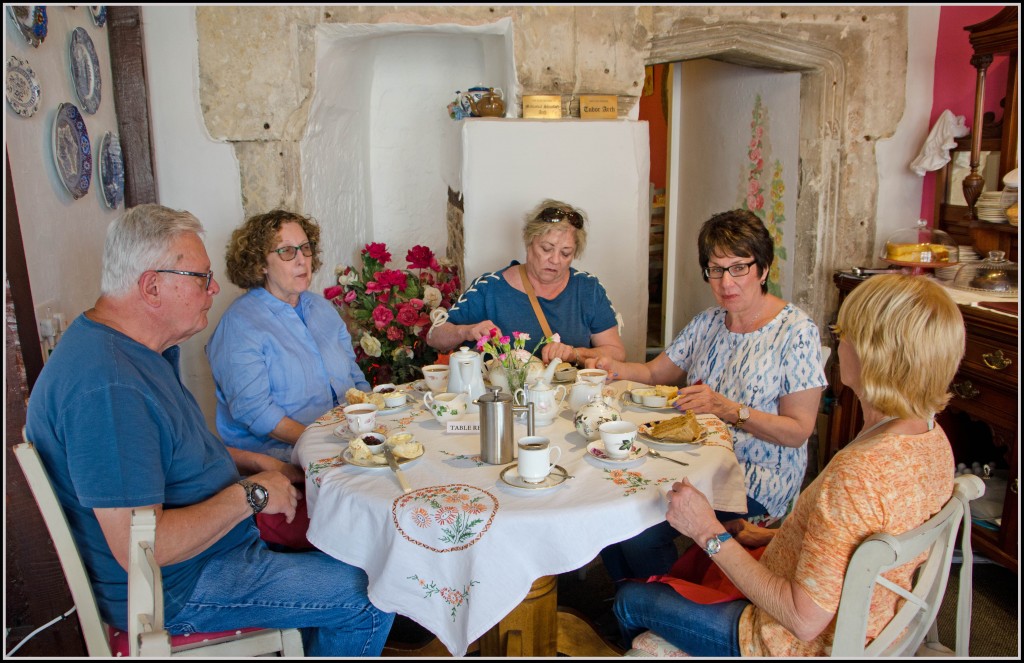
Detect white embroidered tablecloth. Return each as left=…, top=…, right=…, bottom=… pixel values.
left=293, top=381, right=747, bottom=657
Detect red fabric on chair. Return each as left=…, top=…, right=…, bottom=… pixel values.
left=646, top=544, right=767, bottom=604
left=256, top=498, right=314, bottom=551
left=108, top=624, right=265, bottom=655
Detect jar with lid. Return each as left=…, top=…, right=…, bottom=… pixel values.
left=880, top=219, right=959, bottom=273
left=951, top=250, right=1018, bottom=297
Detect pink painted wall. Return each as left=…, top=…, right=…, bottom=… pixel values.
left=920, top=5, right=1013, bottom=221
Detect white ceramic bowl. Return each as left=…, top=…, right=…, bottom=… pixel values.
left=355, top=432, right=387, bottom=454
left=641, top=393, right=668, bottom=408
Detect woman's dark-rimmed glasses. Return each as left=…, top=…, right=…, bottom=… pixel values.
left=272, top=241, right=315, bottom=261
left=537, top=207, right=584, bottom=229
left=155, top=269, right=214, bottom=290
left=703, top=261, right=756, bottom=279
left=828, top=323, right=844, bottom=344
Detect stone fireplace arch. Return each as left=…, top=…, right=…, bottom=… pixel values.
left=648, top=24, right=848, bottom=331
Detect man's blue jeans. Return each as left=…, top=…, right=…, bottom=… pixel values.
left=166, top=536, right=395, bottom=657
left=613, top=580, right=748, bottom=656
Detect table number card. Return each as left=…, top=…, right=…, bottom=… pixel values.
left=446, top=421, right=481, bottom=434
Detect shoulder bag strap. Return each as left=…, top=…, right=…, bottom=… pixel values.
left=519, top=264, right=554, bottom=339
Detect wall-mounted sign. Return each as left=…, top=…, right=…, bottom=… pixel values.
left=580, top=95, right=618, bottom=119
left=522, top=95, right=562, bottom=119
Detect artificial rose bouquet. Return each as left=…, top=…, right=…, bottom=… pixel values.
left=325, top=242, right=460, bottom=385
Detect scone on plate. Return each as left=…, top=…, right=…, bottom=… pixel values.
left=345, top=387, right=368, bottom=405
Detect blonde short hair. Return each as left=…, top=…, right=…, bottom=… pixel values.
left=836, top=274, right=964, bottom=420
left=522, top=198, right=587, bottom=259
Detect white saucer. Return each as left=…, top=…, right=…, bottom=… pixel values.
left=586, top=440, right=649, bottom=464
left=499, top=464, right=569, bottom=491
left=378, top=396, right=414, bottom=415
left=342, top=447, right=422, bottom=469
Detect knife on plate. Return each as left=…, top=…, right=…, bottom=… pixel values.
left=384, top=447, right=412, bottom=494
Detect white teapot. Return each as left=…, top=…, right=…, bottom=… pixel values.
left=573, top=393, right=621, bottom=441
left=514, top=378, right=567, bottom=426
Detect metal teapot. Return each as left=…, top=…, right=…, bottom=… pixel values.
left=464, top=87, right=505, bottom=117
left=476, top=387, right=535, bottom=464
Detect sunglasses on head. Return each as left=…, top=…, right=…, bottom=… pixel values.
left=537, top=207, right=584, bottom=229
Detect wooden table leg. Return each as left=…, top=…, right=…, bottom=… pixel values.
left=478, top=574, right=625, bottom=657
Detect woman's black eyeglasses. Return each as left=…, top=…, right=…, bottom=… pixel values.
left=155, top=269, right=214, bottom=290
left=703, top=261, right=756, bottom=279
left=537, top=207, right=584, bottom=229
left=272, top=241, right=315, bottom=261
left=828, top=323, right=844, bottom=344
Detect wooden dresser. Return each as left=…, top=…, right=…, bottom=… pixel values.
left=827, top=271, right=1018, bottom=571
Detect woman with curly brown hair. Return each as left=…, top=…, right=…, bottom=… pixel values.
left=208, top=210, right=369, bottom=463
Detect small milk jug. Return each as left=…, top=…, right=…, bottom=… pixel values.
left=476, top=387, right=535, bottom=464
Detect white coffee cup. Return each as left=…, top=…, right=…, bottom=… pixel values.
left=577, top=368, right=608, bottom=384
left=599, top=420, right=638, bottom=459
left=422, top=364, right=450, bottom=393
left=516, top=435, right=562, bottom=483
left=343, top=403, right=378, bottom=434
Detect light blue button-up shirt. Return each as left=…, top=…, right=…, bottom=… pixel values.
left=207, top=288, right=369, bottom=459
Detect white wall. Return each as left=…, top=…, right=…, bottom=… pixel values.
left=5, top=6, right=121, bottom=360
left=142, top=6, right=244, bottom=430
left=873, top=5, right=941, bottom=255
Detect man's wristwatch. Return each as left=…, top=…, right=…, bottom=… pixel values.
left=734, top=405, right=751, bottom=429
left=704, top=532, right=733, bottom=556
left=238, top=479, right=269, bottom=514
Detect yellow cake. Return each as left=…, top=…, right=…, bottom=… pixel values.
left=648, top=410, right=703, bottom=442
left=885, top=242, right=950, bottom=263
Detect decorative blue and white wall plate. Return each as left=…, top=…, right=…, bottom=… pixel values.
left=69, top=27, right=102, bottom=114
left=89, top=6, right=108, bottom=28
left=99, top=132, right=125, bottom=209
left=5, top=55, right=42, bottom=118
left=52, top=102, right=93, bottom=200
left=7, top=6, right=47, bottom=48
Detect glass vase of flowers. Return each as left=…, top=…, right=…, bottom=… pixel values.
left=325, top=242, right=460, bottom=386
left=475, top=329, right=559, bottom=398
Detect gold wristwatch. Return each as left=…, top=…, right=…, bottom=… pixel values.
left=734, top=405, right=751, bottom=429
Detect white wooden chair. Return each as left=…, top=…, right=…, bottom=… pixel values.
left=13, top=436, right=303, bottom=657
left=625, top=474, right=984, bottom=657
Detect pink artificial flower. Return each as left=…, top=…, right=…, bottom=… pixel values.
left=499, top=335, right=511, bottom=345
left=408, top=298, right=424, bottom=310
left=365, top=279, right=385, bottom=293
left=476, top=337, right=487, bottom=351
left=363, top=242, right=392, bottom=264
left=386, top=326, right=404, bottom=341
left=372, top=304, right=394, bottom=329
left=344, top=290, right=358, bottom=303
left=406, top=245, right=435, bottom=270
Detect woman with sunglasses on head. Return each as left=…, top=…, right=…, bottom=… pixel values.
left=426, top=198, right=626, bottom=365
left=592, top=209, right=827, bottom=582
left=208, top=210, right=370, bottom=463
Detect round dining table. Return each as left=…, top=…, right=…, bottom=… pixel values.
left=293, top=380, right=748, bottom=657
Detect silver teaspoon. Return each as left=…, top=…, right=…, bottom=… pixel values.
left=648, top=448, right=689, bottom=467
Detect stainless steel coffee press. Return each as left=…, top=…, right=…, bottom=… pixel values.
left=476, top=387, right=535, bottom=464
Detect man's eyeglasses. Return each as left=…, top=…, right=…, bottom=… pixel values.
left=155, top=269, right=214, bottom=290
left=537, top=207, right=584, bottom=230
left=703, top=261, right=757, bottom=279
left=271, top=241, right=315, bottom=261
left=828, top=323, right=844, bottom=344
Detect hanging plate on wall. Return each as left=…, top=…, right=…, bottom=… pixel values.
left=52, top=102, right=93, bottom=200
left=99, top=132, right=124, bottom=209
left=69, top=27, right=102, bottom=114
left=5, top=55, right=42, bottom=118
left=89, top=6, right=108, bottom=28
left=6, top=5, right=47, bottom=48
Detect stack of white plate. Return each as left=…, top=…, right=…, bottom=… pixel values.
left=959, top=246, right=980, bottom=262
left=938, top=245, right=982, bottom=281
left=976, top=191, right=1010, bottom=223
left=935, top=265, right=960, bottom=281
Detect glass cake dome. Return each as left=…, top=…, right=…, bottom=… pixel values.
left=951, top=250, right=1018, bottom=297
left=880, top=219, right=958, bottom=273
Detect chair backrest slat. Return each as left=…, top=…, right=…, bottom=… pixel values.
left=13, top=436, right=113, bottom=657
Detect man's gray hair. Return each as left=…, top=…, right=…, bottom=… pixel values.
left=101, top=204, right=205, bottom=296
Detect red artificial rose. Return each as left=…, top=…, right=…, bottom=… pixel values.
left=376, top=269, right=409, bottom=290
left=409, top=298, right=424, bottom=310
left=365, top=279, right=385, bottom=293
left=396, top=304, right=420, bottom=327
left=372, top=304, right=394, bottom=329
left=323, top=285, right=342, bottom=300
left=406, top=245, right=435, bottom=270
left=363, top=242, right=392, bottom=264
left=386, top=326, right=405, bottom=341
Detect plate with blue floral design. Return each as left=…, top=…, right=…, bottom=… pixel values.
left=52, top=103, right=93, bottom=200
left=89, top=6, right=108, bottom=27
left=7, top=6, right=47, bottom=48
left=99, top=132, right=124, bottom=208
left=5, top=55, right=41, bottom=118
left=69, top=27, right=101, bottom=114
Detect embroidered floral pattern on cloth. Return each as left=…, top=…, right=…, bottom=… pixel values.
left=393, top=485, right=498, bottom=553
left=408, top=575, right=480, bottom=622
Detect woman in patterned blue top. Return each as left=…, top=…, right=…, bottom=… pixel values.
left=427, top=199, right=626, bottom=366
left=593, top=209, right=827, bottom=582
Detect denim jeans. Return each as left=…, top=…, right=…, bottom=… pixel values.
left=601, top=497, right=769, bottom=583
left=613, top=580, right=748, bottom=656
left=165, top=536, right=395, bottom=657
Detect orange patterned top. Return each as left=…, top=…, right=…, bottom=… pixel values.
left=737, top=426, right=954, bottom=657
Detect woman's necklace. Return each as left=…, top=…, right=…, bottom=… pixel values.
left=849, top=415, right=900, bottom=445
left=730, top=297, right=769, bottom=333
